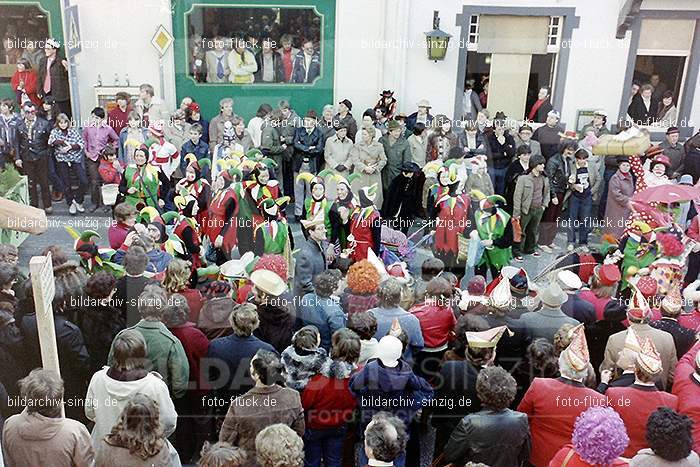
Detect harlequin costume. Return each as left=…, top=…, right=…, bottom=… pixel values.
left=432, top=166, right=470, bottom=271
left=118, top=144, right=166, bottom=210
left=471, top=192, right=513, bottom=278
left=167, top=195, right=204, bottom=274
left=329, top=174, right=359, bottom=252
left=146, top=119, right=180, bottom=180
left=211, top=122, right=244, bottom=180
left=244, top=159, right=281, bottom=234
left=176, top=154, right=212, bottom=229
left=253, top=197, right=294, bottom=263
left=206, top=167, right=241, bottom=264
left=297, top=171, right=333, bottom=238
left=349, top=184, right=382, bottom=262
left=620, top=221, right=659, bottom=289
left=625, top=151, right=673, bottom=233
left=423, top=160, right=451, bottom=220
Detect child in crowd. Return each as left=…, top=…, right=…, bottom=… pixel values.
left=98, top=146, right=124, bottom=186
left=281, top=325, right=329, bottom=391
left=180, top=123, right=210, bottom=180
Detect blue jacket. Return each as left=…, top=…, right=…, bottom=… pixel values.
left=370, top=306, right=424, bottom=366
left=113, top=247, right=172, bottom=274
left=349, top=359, right=433, bottom=429
left=298, top=293, right=346, bottom=350
left=293, top=126, right=325, bottom=172
left=291, top=50, right=321, bottom=83
left=207, top=334, right=275, bottom=401
left=180, top=138, right=210, bottom=175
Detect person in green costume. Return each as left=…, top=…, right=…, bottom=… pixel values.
left=253, top=197, right=295, bottom=273
left=470, top=193, right=513, bottom=281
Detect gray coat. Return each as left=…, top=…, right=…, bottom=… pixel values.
left=516, top=306, right=580, bottom=342
left=293, top=238, right=327, bottom=297
left=380, top=135, right=412, bottom=190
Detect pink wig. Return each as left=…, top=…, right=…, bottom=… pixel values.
left=572, top=406, right=629, bottom=465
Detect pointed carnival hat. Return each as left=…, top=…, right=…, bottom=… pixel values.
left=465, top=325, right=512, bottom=349
left=636, top=337, right=663, bottom=375
left=624, top=326, right=643, bottom=354
left=487, top=273, right=512, bottom=309
left=660, top=283, right=683, bottom=315
left=627, top=284, right=652, bottom=321
left=300, top=211, right=326, bottom=231
left=562, top=323, right=590, bottom=372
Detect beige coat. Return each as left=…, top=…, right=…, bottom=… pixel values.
left=94, top=438, right=173, bottom=467
left=600, top=323, right=678, bottom=389
left=2, top=410, right=94, bottom=467
left=512, top=173, right=551, bottom=218
left=350, top=139, right=387, bottom=207
left=407, top=134, right=428, bottom=166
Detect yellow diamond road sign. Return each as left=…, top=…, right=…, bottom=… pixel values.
left=151, top=25, right=173, bottom=56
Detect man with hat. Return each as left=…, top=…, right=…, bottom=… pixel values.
left=349, top=184, right=382, bottom=262
left=659, top=126, right=685, bottom=177
left=292, top=109, right=325, bottom=219
left=607, top=336, right=678, bottom=457
left=518, top=280, right=579, bottom=342
left=518, top=324, right=607, bottom=467
left=375, top=90, right=398, bottom=120
left=334, top=99, right=357, bottom=142
left=558, top=270, right=596, bottom=324
left=651, top=284, right=696, bottom=359
left=671, top=341, right=700, bottom=453
left=323, top=122, right=353, bottom=186
left=380, top=119, right=412, bottom=193
left=293, top=212, right=329, bottom=297
left=581, top=110, right=610, bottom=138
left=37, top=38, right=71, bottom=117
left=405, top=99, right=434, bottom=133
left=600, top=285, right=678, bottom=389
left=383, top=161, right=424, bottom=234
left=532, top=109, right=564, bottom=160
left=249, top=269, right=296, bottom=353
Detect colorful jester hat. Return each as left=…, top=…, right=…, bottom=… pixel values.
left=184, top=153, right=211, bottom=179
left=64, top=226, right=123, bottom=276
left=222, top=121, right=236, bottom=143
left=259, top=196, right=291, bottom=220
left=359, top=183, right=379, bottom=207
left=215, top=159, right=242, bottom=184
left=296, top=171, right=328, bottom=199
left=246, top=148, right=264, bottom=161
left=561, top=323, right=590, bottom=372
left=174, top=193, right=198, bottom=217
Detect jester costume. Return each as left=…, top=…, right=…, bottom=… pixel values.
left=118, top=145, right=167, bottom=210
left=176, top=155, right=212, bottom=230
left=146, top=120, right=180, bottom=180
left=211, top=122, right=244, bottom=180
left=432, top=168, right=470, bottom=271
left=298, top=172, right=333, bottom=239
left=253, top=198, right=294, bottom=271
left=472, top=194, right=513, bottom=280
left=206, top=169, right=240, bottom=264
left=620, top=222, right=659, bottom=290
left=329, top=177, right=358, bottom=252
left=349, top=185, right=381, bottom=262
left=244, top=161, right=281, bottom=230
left=169, top=196, right=204, bottom=280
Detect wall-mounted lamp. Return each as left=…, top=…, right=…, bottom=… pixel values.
left=425, top=10, right=451, bottom=62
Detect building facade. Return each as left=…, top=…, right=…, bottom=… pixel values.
left=0, top=0, right=697, bottom=139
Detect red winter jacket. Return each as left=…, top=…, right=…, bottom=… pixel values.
left=98, top=159, right=123, bottom=184
left=169, top=322, right=210, bottom=396
left=410, top=302, right=456, bottom=349
left=301, top=372, right=357, bottom=429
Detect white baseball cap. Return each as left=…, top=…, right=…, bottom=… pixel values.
left=376, top=335, right=402, bottom=368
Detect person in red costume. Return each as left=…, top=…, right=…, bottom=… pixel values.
left=349, top=184, right=381, bottom=262
left=175, top=154, right=211, bottom=229
left=431, top=166, right=470, bottom=275
left=206, top=167, right=241, bottom=265
left=518, top=324, right=607, bottom=466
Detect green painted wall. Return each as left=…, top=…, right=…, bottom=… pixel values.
left=173, top=0, right=335, bottom=121
left=0, top=0, right=65, bottom=100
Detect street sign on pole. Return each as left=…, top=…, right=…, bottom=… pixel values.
left=63, top=5, right=81, bottom=58
left=29, top=253, right=61, bottom=378
left=61, top=0, right=82, bottom=125
left=151, top=25, right=173, bottom=100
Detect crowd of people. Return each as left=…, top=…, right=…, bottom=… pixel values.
left=3, top=37, right=700, bottom=467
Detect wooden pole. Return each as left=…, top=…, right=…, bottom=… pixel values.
left=0, top=198, right=48, bottom=235
left=29, top=253, right=61, bottom=377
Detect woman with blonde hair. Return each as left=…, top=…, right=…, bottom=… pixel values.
left=94, top=393, right=175, bottom=466
left=163, top=258, right=203, bottom=322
